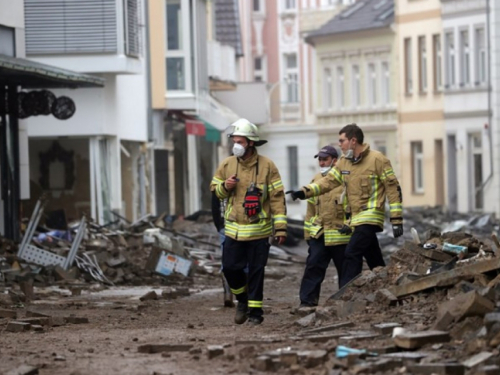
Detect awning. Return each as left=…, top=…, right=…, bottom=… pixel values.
left=0, top=54, right=105, bottom=89
left=203, top=120, right=221, bottom=142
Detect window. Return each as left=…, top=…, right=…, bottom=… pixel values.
left=418, top=36, right=427, bottom=93
left=285, top=53, right=299, bottom=103
left=445, top=32, right=455, bottom=88
left=0, top=25, right=15, bottom=57
left=336, top=66, right=345, bottom=108
left=253, top=0, right=261, bottom=12
left=381, top=62, right=390, bottom=104
left=411, top=141, right=424, bottom=193
left=460, top=29, right=470, bottom=86
left=254, top=56, right=265, bottom=82
left=404, top=38, right=413, bottom=94
left=433, top=34, right=442, bottom=91
left=288, top=146, right=298, bottom=191
left=324, top=68, right=332, bottom=110
left=475, top=27, right=486, bottom=85
left=352, top=65, right=360, bottom=107
left=166, top=0, right=191, bottom=91
left=470, top=134, right=483, bottom=210
left=367, top=63, right=377, bottom=105
left=284, top=0, right=296, bottom=9
left=373, top=139, right=387, bottom=155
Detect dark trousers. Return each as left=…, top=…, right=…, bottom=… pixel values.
left=299, top=235, right=346, bottom=306
left=222, top=236, right=270, bottom=319
left=340, top=224, right=385, bottom=288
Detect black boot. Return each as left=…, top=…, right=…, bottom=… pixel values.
left=234, top=301, right=248, bottom=324
left=221, top=274, right=235, bottom=308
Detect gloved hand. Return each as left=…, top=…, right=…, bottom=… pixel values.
left=285, top=190, right=306, bottom=201
left=243, top=195, right=260, bottom=217
left=339, top=225, right=352, bottom=235
left=392, top=224, right=403, bottom=238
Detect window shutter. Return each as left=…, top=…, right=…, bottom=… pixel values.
left=25, top=0, right=118, bottom=55
left=124, top=0, right=140, bottom=57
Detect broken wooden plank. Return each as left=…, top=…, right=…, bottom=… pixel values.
left=389, top=257, right=500, bottom=298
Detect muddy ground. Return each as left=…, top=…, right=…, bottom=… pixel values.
left=1, top=243, right=344, bottom=375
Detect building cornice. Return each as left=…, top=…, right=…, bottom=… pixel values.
left=444, top=110, right=490, bottom=119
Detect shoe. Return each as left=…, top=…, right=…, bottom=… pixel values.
left=290, top=303, right=317, bottom=315
left=221, top=275, right=235, bottom=308
left=234, top=302, right=248, bottom=324
left=247, top=316, right=263, bottom=325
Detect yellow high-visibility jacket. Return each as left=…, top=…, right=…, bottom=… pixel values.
left=210, top=151, right=287, bottom=241
left=302, top=144, right=403, bottom=230
left=304, top=172, right=351, bottom=246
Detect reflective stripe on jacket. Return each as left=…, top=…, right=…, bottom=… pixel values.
left=210, top=151, right=287, bottom=241
left=304, top=173, right=351, bottom=246
left=303, top=144, right=403, bottom=230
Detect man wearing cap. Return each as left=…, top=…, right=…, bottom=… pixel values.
left=210, top=118, right=287, bottom=325
left=287, top=124, right=403, bottom=288
left=298, top=145, right=351, bottom=309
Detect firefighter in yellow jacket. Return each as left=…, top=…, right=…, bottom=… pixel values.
left=287, top=124, right=403, bottom=288
left=210, top=119, right=287, bottom=325
left=299, top=145, right=351, bottom=308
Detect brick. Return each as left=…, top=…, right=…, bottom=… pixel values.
left=0, top=308, right=17, bottom=319
left=375, top=289, right=398, bottom=306
left=393, top=330, right=450, bottom=349
left=436, top=291, right=494, bottom=324
left=6, top=321, right=31, bottom=332
left=19, top=279, right=34, bottom=301
left=137, top=344, right=193, bottom=353
left=253, top=356, right=273, bottom=372
left=407, top=363, right=464, bottom=375
left=462, top=352, right=493, bottom=369
left=207, top=345, right=224, bottom=359
left=31, top=325, right=44, bottom=332
left=372, top=323, right=402, bottom=335
left=64, top=316, right=89, bottom=324
left=298, top=349, right=328, bottom=368
left=139, top=291, right=158, bottom=302
left=5, top=365, right=39, bottom=375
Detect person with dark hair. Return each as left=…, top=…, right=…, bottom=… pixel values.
left=287, top=123, right=403, bottom=288
left=298, top=145, right=351, bottom=309
left=210, top=118, right=287, bottom=325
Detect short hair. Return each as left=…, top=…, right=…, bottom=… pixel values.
left=339, top=123, right=364, bottom=144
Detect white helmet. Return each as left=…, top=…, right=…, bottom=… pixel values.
left=228, top=118, right=267, bottom=146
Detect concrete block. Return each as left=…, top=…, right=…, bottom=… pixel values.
left=295, top=312, right=316, bottom=328
left=25, top=310, right=50, bottom=318
left=139, top=291, right=158, bottom=301
left=31, top=325, right=44, bottom=332
left=394, top=330, right=450, bottom=349
left=253, top=355, right=273, bottom=371
left=372, top=322, right=402, bottom=335
left=207, top=345, right=224, bottom=359
left=65, top=316, right=89, bottom=324
left=437, top=291, right=495, bottom=324
left=375, top=289, right=398, bottom=306
left=407, top=363, right=464, bottom=375
left=298, top=349, right=328, bottom=368
left=0, top=308, right=17, bottom=319
left=18, top=317, right=51, bottom=326
left=474, top=365, right=500, bottom=375
left=462, top=352, right=493, bottom=368
left=336, top=300, right=366, bottom=318
left=5, top=365, right=39, bottom=375
left=6, top=321, right=31, bottom=332
left=298, top=321, right=354, bottom=336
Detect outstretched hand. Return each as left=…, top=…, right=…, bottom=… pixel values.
left=285, top=190, right=305, bottom=201
left=392, top=224, right=403, bottom=238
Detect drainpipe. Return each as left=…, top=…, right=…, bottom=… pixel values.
left=476, top=0, right=494, bottom=209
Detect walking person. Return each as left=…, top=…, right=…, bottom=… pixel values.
left=287, top=124, right=403, bottom=288
left=210, top=119, right=287, bottom=325
left=298, top=145, right=351, bottom=309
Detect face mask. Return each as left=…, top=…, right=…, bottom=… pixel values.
left=344, top=140, right=355, bottom=160
left=320, top=160, right=334, bottom=175
left=232, top=143, right=246, bottom=158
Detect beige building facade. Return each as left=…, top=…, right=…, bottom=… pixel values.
left=396, top=0, right=445, bottom=207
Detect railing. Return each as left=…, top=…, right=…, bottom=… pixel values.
left=207, top=40, right=236, bottom=82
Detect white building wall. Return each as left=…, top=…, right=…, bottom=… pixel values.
left=491, top=0, right=500, bottom=217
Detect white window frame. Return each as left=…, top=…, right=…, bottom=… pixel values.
left=418, top=36, right=427, bottom=93
left=475, top=26, right=486, bottom=86
left=433, top=34, right=442, bottom=91
left=469, top=133, right=483, bottom=211
left=460, top=28, right=470, bottom=87
left=284, top=0, right=297, bottom=10
left=284, top=53, right=299, bottom=103
left=445, top=31, right=456, bottom=88
left=373, top=139, right=387, bottom=156
left=367, top=62, right=377, bottom=106
left=336, top=66, right=345, bottom=109
left=412, top=141, right=424, bottom=193
left=323, top=67, right=333, bottom=110
left=351, top=64, right=360, bottom=108
left=404, top=37, right=413, bottom=94
left=165, top=0, right=192, bottom=93
left=381, top=61, right=390, bottom=105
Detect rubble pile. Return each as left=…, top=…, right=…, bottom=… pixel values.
left=281, top=229, right=500, bottom=374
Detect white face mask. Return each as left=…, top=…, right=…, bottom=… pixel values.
left=232, top=143, right=246, bottom=158
left=320, top=160, right=334, bottom=175
left=344, top=140, right=355, bottom=160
